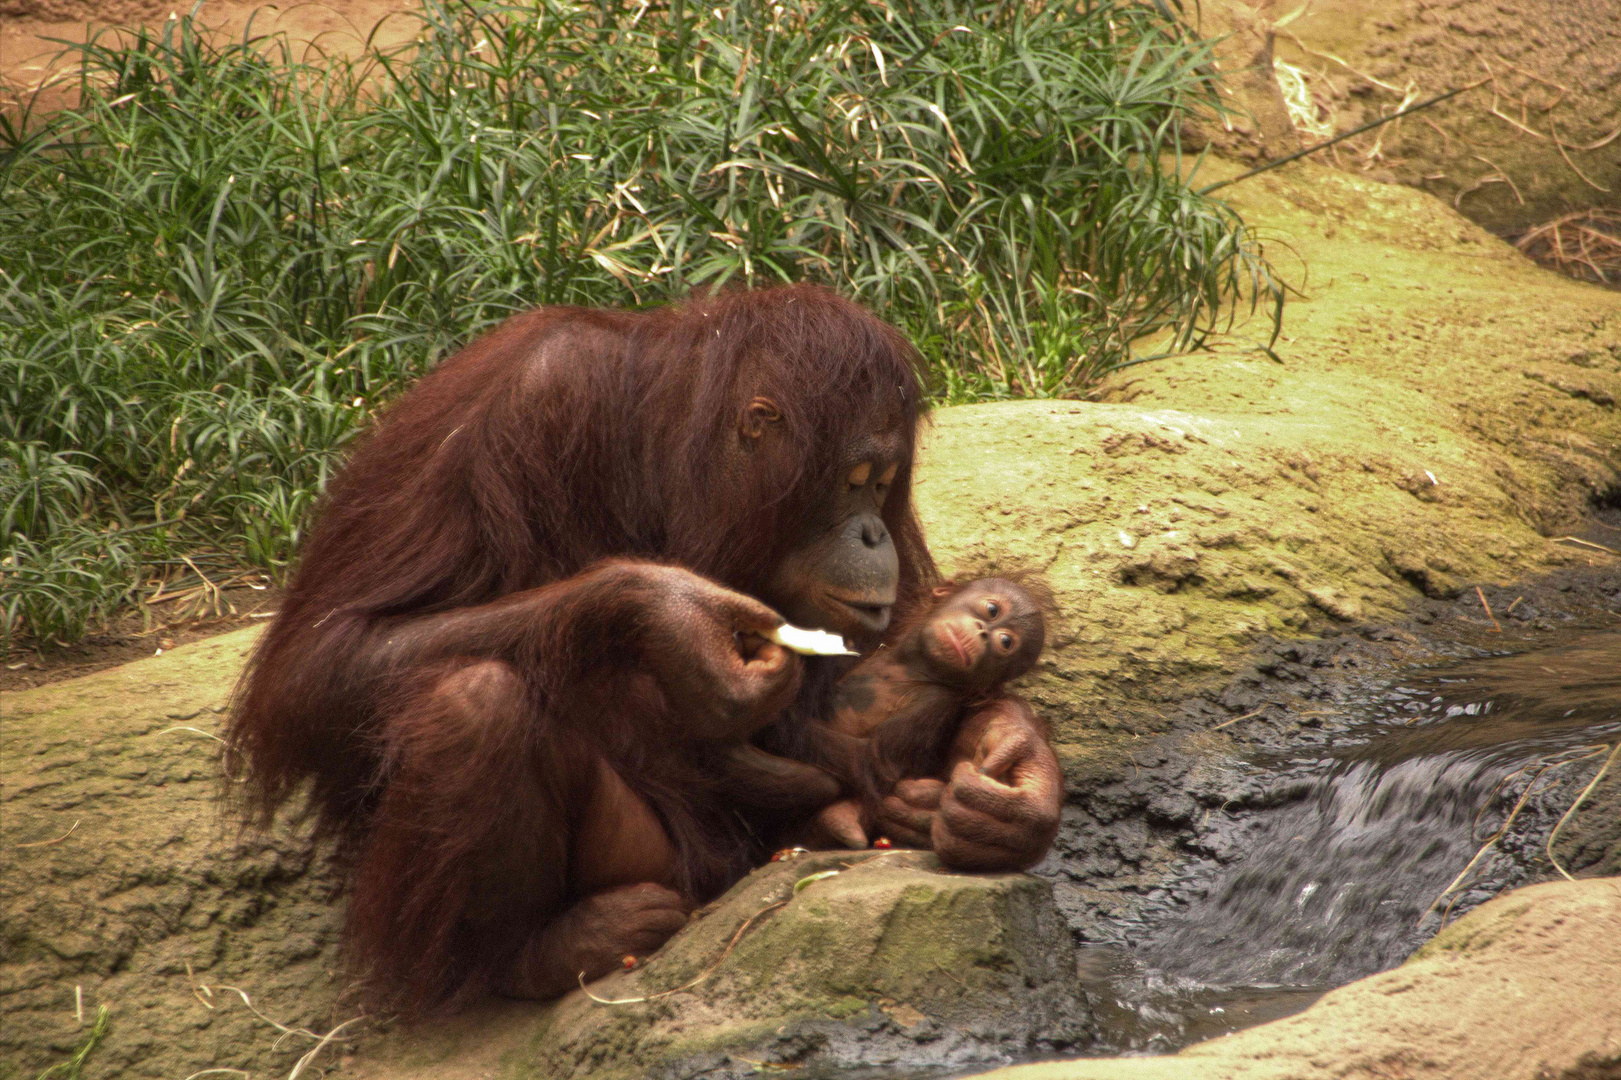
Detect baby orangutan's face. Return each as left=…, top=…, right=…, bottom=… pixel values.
left=917, top=580, right=1044, bottom=691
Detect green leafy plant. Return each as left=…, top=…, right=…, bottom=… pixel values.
left=0, top=0, right=1279, bottom=647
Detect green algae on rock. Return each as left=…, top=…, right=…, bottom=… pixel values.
left=360, top=851, right=1089, bottom=1080
left=542, top=850, right=1088, bottom=1077
left=915, top=157, right=1621, bottom=748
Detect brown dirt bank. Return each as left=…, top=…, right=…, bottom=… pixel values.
left=0, top=0, right=419, bottom=115
left=1185, top=0, right=1620, bottom=283
left=1271, top=0, right=1621, bottom=237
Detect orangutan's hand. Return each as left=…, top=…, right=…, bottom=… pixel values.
left=804, top=798, right=870, bottom=850
left=615, top=562, right=803, bottom=740
left=931, top=697, right=1062, bottom=872
left=875, top=777, right=945, bottom=850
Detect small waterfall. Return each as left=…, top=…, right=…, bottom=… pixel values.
left=1142, top=752, right=1532, bottom=986
left=1076, top=630, right=1621, bottom=1054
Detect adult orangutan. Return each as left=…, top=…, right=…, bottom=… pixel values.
left=226, top=285, right=1062, bottom=1013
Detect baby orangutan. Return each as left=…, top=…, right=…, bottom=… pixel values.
left=808, top=577, right=1048, bottom=850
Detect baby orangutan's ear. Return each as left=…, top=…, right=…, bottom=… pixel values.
left=740, top=397, right=784, bottom=440
left=931, top=582, right=958, bottom=599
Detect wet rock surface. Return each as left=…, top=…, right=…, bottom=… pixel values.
left=1038, top=590, right=1621, bottom=1053
left=976, top=876, right=1621, bottom=1080
left=906, top=155, right=1621, bottom=1055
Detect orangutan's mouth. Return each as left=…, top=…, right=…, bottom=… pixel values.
left=828, top=596, right=893, bottom=635
left=938, top=623, right=978, bottom=669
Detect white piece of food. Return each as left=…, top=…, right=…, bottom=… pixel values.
left=767, top=623, right=857, bottom=656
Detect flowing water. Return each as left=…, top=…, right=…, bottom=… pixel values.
left=1075, top=630, right=1621, bottom=1054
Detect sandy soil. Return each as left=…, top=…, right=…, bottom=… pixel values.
left=0, top=0, right=420, bottom=113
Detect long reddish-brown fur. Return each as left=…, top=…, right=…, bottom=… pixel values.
left=225, top=285, right=936, bottom=1012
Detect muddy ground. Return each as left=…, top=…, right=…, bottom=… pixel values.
left=0, top=0, right=421, bottom=115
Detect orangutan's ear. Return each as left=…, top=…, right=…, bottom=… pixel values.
left=931, top=583, right=958, bottom=599
left=740, top=397, right=784, bottom=440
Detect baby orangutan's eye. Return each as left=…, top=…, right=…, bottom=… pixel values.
left=985, top=600, right=1000, bottom=619
left=996, top=631, right=1014, bottom=651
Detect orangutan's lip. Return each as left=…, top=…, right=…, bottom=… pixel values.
left=828, top=596, right=893, bottom=634
left=940, top=623, right=974, bottom=669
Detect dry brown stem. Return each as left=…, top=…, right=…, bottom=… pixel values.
left=1546, top=741, right=1621, bottom=882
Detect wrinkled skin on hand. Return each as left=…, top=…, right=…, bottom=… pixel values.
left=624, top=564, right=804, bottom=739
left=875, top=696, right=1061, bottom=871
left=505, top=883, right=692, bottom=999
left=799, top=797, right=871, bottom=850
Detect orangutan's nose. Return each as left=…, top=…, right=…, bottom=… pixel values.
left=860, top=515, right=889, bottom=549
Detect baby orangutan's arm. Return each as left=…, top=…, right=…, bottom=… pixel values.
left=933, top=696, right=1062, bottom=870
left=718, top=744, right=843, bottom=811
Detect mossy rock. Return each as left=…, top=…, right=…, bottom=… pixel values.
left=365, top=851, right=1089, bottom=1080
left=0, top=628, right=346, bottom=1080
left=916, top=156, right=1621, bottom=747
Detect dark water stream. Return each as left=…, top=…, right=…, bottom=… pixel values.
left=1073, top=630, right=1621, bottom=1055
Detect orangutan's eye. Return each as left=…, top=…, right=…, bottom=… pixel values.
left=997, top=631, right=1014, bottom=651
left=985, top=600, right=1000, bottom=619
left=847, top=462, right=872, bottom=489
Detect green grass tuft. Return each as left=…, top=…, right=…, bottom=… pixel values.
left=0, top=0, right=1279, bottom=648
left=35, top=1005, right=110, bottom=1080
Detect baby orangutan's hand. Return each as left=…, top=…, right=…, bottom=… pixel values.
left=803, top=798, right=868, bottom=850
left=875, top=777, right=945, bottom=849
